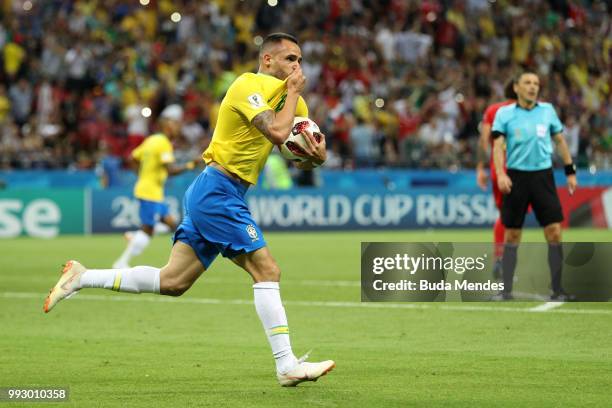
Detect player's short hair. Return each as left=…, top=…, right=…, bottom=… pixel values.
left=260, top=33, right=299, bottom=54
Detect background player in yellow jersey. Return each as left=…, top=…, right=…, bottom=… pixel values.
left=113, top=104, right=195, bottom=268
left=44, top=33, right=334, bottom=386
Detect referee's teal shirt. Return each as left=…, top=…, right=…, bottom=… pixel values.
left=492, top=102, right=564, bottom=171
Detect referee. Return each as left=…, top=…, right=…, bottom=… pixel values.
left=491, top=71, right=577, bottom=301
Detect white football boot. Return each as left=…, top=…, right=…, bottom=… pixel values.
left=43, top=260, right=85, bottom=313
left=277, top=352, right=335, bottom=387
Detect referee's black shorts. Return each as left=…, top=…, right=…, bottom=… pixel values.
left=502, top=168, right=563, bottom=228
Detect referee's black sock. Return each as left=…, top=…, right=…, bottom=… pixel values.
left=502, top=244, right=518, bottom=294
left=548, top=243, right=563, bottom=294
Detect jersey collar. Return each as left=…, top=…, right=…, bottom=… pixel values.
left=516, top=101, right=540, bottom=111
left=256, top=72, right=287, bottom=83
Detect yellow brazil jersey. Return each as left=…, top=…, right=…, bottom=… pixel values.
left=132, top=133, right=174, bottom=202
left=203, top=72, right=308, bottom=185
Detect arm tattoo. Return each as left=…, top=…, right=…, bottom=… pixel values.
left=252, top=110, right=275, bottom=139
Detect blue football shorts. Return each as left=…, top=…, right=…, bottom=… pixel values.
left=138, top=199, right=169, bottom=227
left=173, top=166, right=267, bottom=269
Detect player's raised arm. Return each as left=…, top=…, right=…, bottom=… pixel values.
left=252, top=67, right=305, bottom=145
left=251, top=34, right=306, bottom=145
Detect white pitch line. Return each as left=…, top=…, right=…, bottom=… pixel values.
left=0, top=276, right=362, bottom=287
left=513, top=291, right=550, bottom=302
left=200, top=278, right=361, bottom=287
left=530, top=302, right=565, bottom=312
left=2, top=291, right=612, bottom=315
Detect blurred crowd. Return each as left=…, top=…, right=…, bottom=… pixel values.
left=0, top=0, right=609, bottom=172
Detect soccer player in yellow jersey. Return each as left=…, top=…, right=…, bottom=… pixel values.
left=113, top=104, right=194, bottom=268
left=44, top=33, right=334, bottom=386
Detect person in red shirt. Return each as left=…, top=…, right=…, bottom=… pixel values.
left=476, top=80, right=516, bottom=279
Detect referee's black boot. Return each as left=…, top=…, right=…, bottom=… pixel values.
left=550, top=290, right=576, bottom=302
left=492, top=259, right=503, bottom=280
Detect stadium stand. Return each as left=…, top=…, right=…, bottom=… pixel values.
left=0, top=0, right=609, bottom=170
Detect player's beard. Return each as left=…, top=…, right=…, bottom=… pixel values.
left=273, top=65, right=291, bottom=81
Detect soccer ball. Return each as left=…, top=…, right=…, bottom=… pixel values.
left=279, top=116, right=322, bottom=163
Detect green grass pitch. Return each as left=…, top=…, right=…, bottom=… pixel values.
left=1, top=229, right=611, bottom=407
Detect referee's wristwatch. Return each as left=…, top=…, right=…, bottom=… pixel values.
left=564, top=163, right=577, bottom=175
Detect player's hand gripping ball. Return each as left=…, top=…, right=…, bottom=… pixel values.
left=279, top=117, right=323, bottom=164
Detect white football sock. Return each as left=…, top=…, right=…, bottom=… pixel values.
left=80, top=266, right=160, bottom=293
left=253, top=282, right=298, bottom=374
left=114, top=230, right=151, bottom=267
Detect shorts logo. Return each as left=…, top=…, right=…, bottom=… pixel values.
left=536, top=124, right=547, bottom=138
left=248, top=93, right=265, bottom=109
left=246, top=224, right=259, bottom=241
